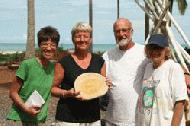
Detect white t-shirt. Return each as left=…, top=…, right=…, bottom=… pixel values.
left=103, top=43, right=148, bottom=126
left=137, top=59, right=188, bottom=126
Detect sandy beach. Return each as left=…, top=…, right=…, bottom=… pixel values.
left=0, top=51, right=23, bottom=55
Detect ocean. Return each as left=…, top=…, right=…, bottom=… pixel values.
left=1, top=43, right=188, bottom=54
left=0, top=43, right=116, bottom=53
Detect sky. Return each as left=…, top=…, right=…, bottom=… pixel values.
left=0, top=0, right=189, bottom=45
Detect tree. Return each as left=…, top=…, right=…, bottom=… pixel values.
left=25, top=0, right=35, bottom=59
left=170, top=0, right=187, bottom=15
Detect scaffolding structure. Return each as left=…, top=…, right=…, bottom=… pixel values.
left=135, top=0, right=190, bottom=72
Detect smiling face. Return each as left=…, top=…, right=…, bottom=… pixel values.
left=37, top=26, right=60, bottom=61
left=39, top=40, right=57, bottom=60
left=145, top=44, right=170, bottom=68
left=114, top=18, right=133, bottom=46
left=73, top=31, right=92, bottom=51
left=149, top=48, right=166, bottom=65
left=71, top=22, right=92, bottom=52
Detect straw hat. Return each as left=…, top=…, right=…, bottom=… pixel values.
left=74, top=73, right=108, bottom=100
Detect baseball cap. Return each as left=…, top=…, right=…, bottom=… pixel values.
left=148, top=34, right=169, bottom=47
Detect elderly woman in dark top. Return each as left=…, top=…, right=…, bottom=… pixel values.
left=51, top=22, right=106, bottom=126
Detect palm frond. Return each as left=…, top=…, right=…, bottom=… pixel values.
left=177, top=0, right=187, bottom=15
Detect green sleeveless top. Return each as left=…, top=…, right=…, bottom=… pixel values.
left=7, top=58, right=55, bottom=123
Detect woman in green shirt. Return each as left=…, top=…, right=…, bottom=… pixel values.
left=7, top=26, right=60, bottom=126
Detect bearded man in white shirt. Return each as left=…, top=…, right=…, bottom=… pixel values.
left=103, top=18, right=148, bottom=126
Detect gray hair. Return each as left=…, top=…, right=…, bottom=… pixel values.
left=113, top=18, right=132, bottom=32
left=71, top=22, right=92, bottom=41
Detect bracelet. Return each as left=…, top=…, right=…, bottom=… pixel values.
left=184, top=72, right=190, bottom=75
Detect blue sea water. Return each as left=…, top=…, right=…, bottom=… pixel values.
left=0, top=43, right=116, bottom=52
left=1, top=43, right=188, bottom=53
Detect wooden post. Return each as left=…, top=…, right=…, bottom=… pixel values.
left=25, top=0, right=35, bottom=59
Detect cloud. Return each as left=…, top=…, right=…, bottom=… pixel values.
left=0, top=0, right=26, bottom=10
left=22, top=33, right=27, bottom=39
left=0, top=0, right=26, bottom=22
left=0, top=0, right=189, bottom=45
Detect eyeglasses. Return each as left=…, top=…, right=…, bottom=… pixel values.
left=115, top=28, right=132, bottom=33
left=75, top=35, right=91, bottom=41
left=40, top=43, right=57, bottom=48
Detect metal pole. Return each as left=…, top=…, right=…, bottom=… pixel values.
left=117, top=0, right=120, bottom=19
left=89, top=0, right=93, bottom=52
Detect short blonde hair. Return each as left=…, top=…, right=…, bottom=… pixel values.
left=71, top=22, right=92, bottom=42
left=145, top=44, right=171, bottom=60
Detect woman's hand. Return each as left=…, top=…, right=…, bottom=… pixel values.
left=24, top=105, right=41, bottom=117
left=75, top=95, right=87, bottom=101
left=63, top=88, right=80, bottom=98
left=64, top=88, right=88, bottom=101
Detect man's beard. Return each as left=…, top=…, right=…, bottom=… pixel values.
left=117, top=38, right=129, bottom=47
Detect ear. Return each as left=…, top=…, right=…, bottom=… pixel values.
left=113, top=32, right=118, bottom=42
left=131, top=29, right=134, bottom=34
left=89, top=38, right=92, bottom=43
